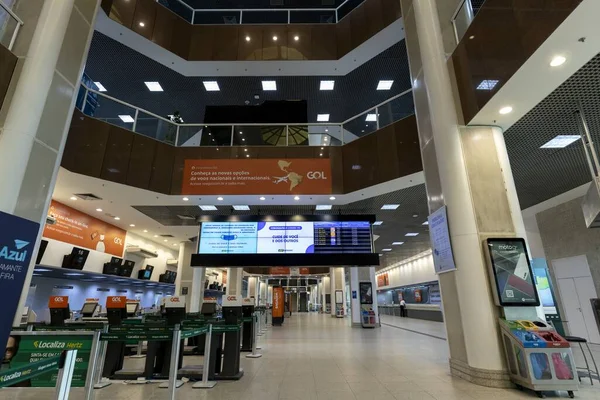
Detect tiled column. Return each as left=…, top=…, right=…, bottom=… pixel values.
left=401, top=0, right=539, bottom=388
left=0, top=0, right=100, bottom=324
left=176, top=241, right=205, bottom=313
left=226, top=268, right=243, bottom=296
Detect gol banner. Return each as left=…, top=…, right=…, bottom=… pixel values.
left=43, top=200, right=126, bottom=257
left=182, top=159, right=332, bottom=195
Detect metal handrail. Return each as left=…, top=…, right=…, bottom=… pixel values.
left=79, top=83, right=413, bottom=146
left=161, top=0, right=362, bottom=24
left=0, top=0, right=24, bottom=51
left=450, top=0, right=475, bottom=44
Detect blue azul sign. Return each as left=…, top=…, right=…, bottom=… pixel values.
left=0, top=211, right=40, bottom=358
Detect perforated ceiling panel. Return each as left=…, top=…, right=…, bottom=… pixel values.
left=84, top=33, right=412, bottom=123
left=132, top=184, right=430, bottom=266
left=504, top=52, right=600, bottom=209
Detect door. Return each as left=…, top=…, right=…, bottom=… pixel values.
left=557, top=278, right=589, bottom=339
left=575, top=277, right=600, bottom=343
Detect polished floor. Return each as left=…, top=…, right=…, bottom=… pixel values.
left=3, top=313, right=600, bottom=400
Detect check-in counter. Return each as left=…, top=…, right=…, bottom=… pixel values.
left=378, top=304, right=443, bottom=322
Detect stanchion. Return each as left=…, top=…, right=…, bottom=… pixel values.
left=245, top=314, right=262, bottom=359
left=159, top=324, right=184, bottom=392
left=93, top=325, right=111, bottom=389
left=55, top=350, right=78, bottom=400
left=193, top=325, right=217, bottom=388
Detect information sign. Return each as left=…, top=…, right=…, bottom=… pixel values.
left=428, top=206, right=456, bottom=274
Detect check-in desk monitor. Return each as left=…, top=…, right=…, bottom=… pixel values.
left=126, top=302, right=139, bottom=317
left=81, top=302, right=99, bottom=318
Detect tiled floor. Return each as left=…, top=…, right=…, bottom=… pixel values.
left=3, top=313, right=600, bottom=399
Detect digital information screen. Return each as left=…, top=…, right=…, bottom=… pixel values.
left=199, top=221, right=372, bottom=254
left=487, top=238, right=540, bottom=307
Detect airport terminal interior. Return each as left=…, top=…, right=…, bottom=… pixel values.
left=3, top=0, right=600, bottom=399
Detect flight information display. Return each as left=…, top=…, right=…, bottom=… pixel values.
left=199, top=221, right=372, bottom=254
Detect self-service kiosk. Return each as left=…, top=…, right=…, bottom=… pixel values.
left=211, top=295, right=243, bottom=379
left=272, top=287, right=284, bottom=326
left=49, top=296, right=70, bottom=326
left=241, top=298, right=255, bottom=352
left=103, top=296, right=128, bottom=377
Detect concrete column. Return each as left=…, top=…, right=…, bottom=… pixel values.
left=322, top=276, right=330, bottom=313
left=248, top=276, right=259, bottom=305
left=226, top=268, right=243, bottom=296
left=259, top=279, right=267, bottom=305
left=176, top=241, right=194, bottom=298
left=189, top=267, right=206, bottom=313
left=2, top=0, right=100, bottom=324
left=350, top=267, right=380, bottom=327
left=401, top=0, right=536, bottom=387
left=329, top=267, right=346, bottom=317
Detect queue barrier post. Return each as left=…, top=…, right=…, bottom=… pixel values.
left=193, top=324, right=217, bottom=389
left=245, top=313, right=262, bottom=359
left=159, top=324, right=184, bottom=392
left=55, top=350, right=78, bottom=400
left=93, top=324, right=111, bottom=389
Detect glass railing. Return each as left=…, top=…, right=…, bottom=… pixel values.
left=157, top=0, right=364, bottom=25
left=76, top=84, right=414, bottom=148
left=0, top=0, right=23, bottom=51
left=451, top=0, right=486, bottom=44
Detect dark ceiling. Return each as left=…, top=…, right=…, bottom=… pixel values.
left=504, top=52, right=600, bottom=209
left=84, top=32, right=412, bottom=124
left=175, top=0, right=349, bottom=8
left=132, top=184, right=431, bottom=266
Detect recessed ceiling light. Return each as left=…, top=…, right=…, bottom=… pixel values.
left=65, top=272, right=84, bottom=276
left=316, top=205, right=332, bottom=210
left=381, top=204, right=400, bottom=210
left=382, top=248, right=392, bottom=252
left=365, top=113, right=377, bottom=122
left=405, top=232, right=419, bottom=237
left=244, top=148, right=247, bottom=152
left=262, top=81, right=277, bottom=91
left=203, top=81, right=220, bottom=91
left=499, top=106, right=513, bottom=115
left=129, top=224, right=135, bottom=227
left=259, top=196, right=266, bottom=201
left=550, top=55, right=566, bottom=67
left=242, top=138, right=245, bottom=141
left=325, top=128, right=328, bottom=132
left=294, top=196, right=300, bottom=201
left=94, top=82, right=107, bottom=92
left=319, top=153, right=323, bottom=156
left=246, top=154, right=250, bottom=158
left=199, top=205, right=217, bottom=211
left=118, top=115, right=134, bottom=123
left=233, top=205, right=250, bottom=210
left=320, top=80, right=334, bottom=91
left=324, top=137, right=328, bottom=141
left=377, top=80, right=394, bottom=90
left=154, top=235, right=158, bottom=238
left=164, top=239, right=168, bottom=242
left=144, top=81, right=163, bottom=92
left=139, top=22, right=145, bottom=27
left=469, top=35, right=475, bottom=39
left=96, top=208, right=103, bottom=212
left=329, top=196, right=336, bottom=200
left=245, top=35, right=251, bottom=42
left=70, top=196, right=77, bottom=201
left=392, top=242, right=404, bottom=245
left=294, top=35, right=299, bottom=41
left=217, top=197, right=224, bottom=201
left=317, top=114, right=330, bottom=122
left=173, top=243, right=177, bottom=246
left=183, top=197, right=189, bottom=201
left=540, top=135, right=581, bottom=148
left=476, top=80, right=499, bottom=90
left=114, top=217, right=120, bottom=220
left=272, top=35, right=278, bottom=41
left=373, top=221, right=383, bottom=226
left=143, top=230, right=148, bottom=233
left=422, top=221, right=429, bottom=225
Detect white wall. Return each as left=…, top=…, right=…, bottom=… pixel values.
left=39, top=232, right=179, bottom=282
left=376, top=251, right=437, bottom=290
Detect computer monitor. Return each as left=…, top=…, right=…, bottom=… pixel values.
left=103, top=262, right=120, bottom=275
left=110, top=256, right=123, bottom=266
left=35, top=240, right=48, bottom=265
left=119, top=260, right=135, bottom=277
left=81, top=302, right=98, bottom=317
left=62, top=247, right=90, bottom=270
left=201, top=302, right=217, bottom=316
left=126, top=302, right=139, bottom=316
left=50, top=305, right=71, bottom=326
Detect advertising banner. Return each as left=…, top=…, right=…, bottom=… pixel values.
left=43, top=200, right=126, bottom=257
left=272, top=287, right=284, bottom=318
left=0, top=211, right=40, bottom=361
left=182, top=159, right=332, bottom=195
left=270, top=267, right=290, bottom=275
left=6, top=333, right=93, bottom=387
left=376, top=273, right=389, bottom=287
left=428, top=206, right=456, bottom=274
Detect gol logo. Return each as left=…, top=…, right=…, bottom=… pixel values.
left=110, top=297, right=122, bottom=302
left=113, top=237, right=123, bottom=245
left=306, top=171, right=328, bottom=180
left=169, top=297, right=181, bottom=303
left=54, top=297, right=65, bottom=303
left=227, top=296, right=237, bottom=301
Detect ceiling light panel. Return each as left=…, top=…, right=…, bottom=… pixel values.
left=94, top=82, right=107, bottom=92
left=199, top=205, right=217, bottom=211
left=377, top=80, right=394, bottom=90
left=233, top=205, right=250, bottom=210
left=365, top=113, right=377, bottom=121
left=373, top=221, right=383, bottom=225
left=320, top=80, right=335, bottom=90
left=118, top=115, right=134, bottom=123
left=203, top=81, right=220, bottom=91
left=392, top=242, right=404, bottom=245
left=144, top=81, right=163, bottom=92
left=262, top=81, right=277, bottom=91
left=476, top=80, right=499, bottom=90
left=381, top=204, right=399, bottom=210
left=540, top=135, right=581, bottom=148
left=316, top=205, right=332, bottom=210
left=317, top=114, right=330, bottom=122
left=405, top=232, right=419, bottom=237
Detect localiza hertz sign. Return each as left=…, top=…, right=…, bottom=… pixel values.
left=0, top=211, right=40, bottom=358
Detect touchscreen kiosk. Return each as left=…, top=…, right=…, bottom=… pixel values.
left=486, top=238, right=540, bottom=307
left=81, top=302, right=99, bottom=317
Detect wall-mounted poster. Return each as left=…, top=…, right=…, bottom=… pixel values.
left=428, top=206, right=456, bottom=274
left=43, top=200, right=126, bottom=257
left=486, top=238, right=540, bottom=307
left=376, top=272, right=389, bottom=287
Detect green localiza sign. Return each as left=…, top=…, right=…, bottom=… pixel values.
left=0, top=355, right=61, bottom=388
left=6, top=333, right=93, bottom=387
